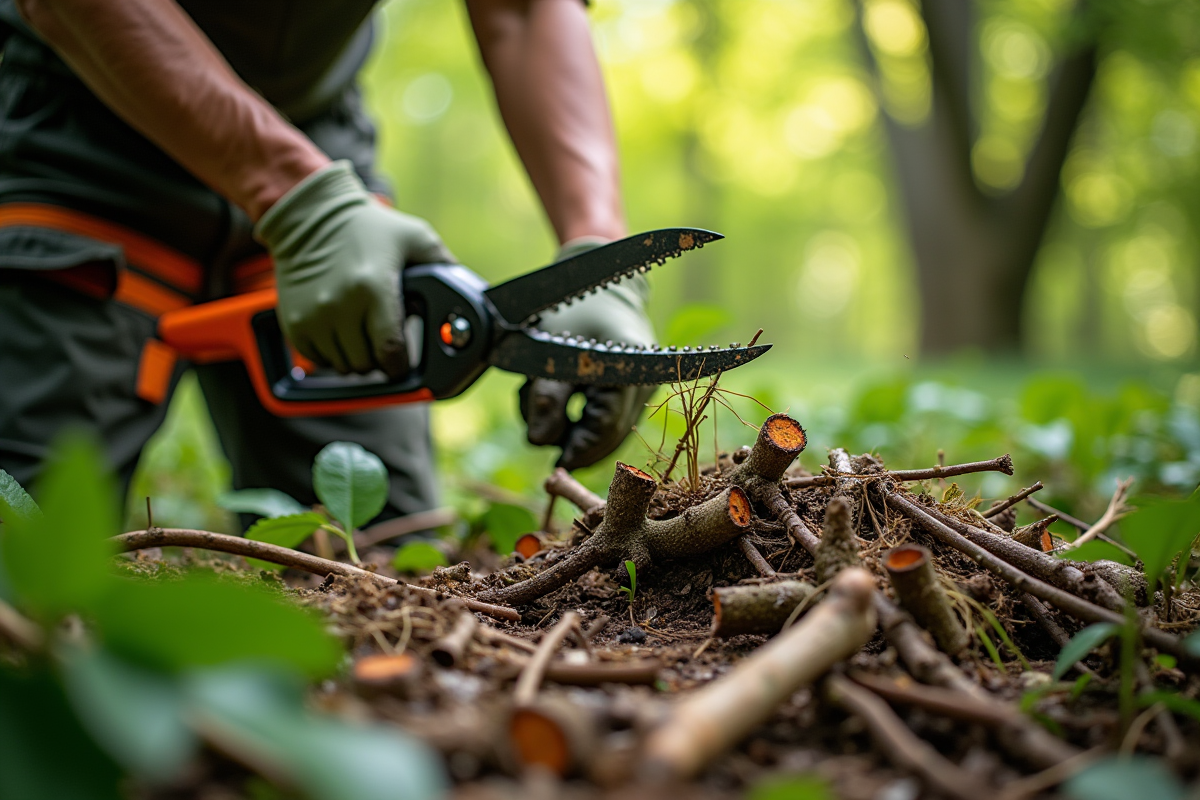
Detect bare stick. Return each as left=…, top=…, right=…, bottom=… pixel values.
left=886, top=454, right=1014, bottom=482
left=481, top=464, right=752, bottom=606
left=544, top=468, right=605, bottom=524
left=1026, top=496, right=1139, bottom=560
left=761, top=484, right=821, bottom=554
left=431, top=611, right=478, bottom=668
left=739, top=536, right=776, bottom=577
left=1060, top=478, right=1134, bottom=550
left=884, top=490, right=1194, bottom=665
left=477, top=625, right=539, bottom=654
left=711, top=580, right=816, bottom=637
left=503, top=659, right=661, bottom=686
left=514, top=612, right=580, bottom=707
left=583, top=614, right=610, bottom=641
left=785, top=454, right=1015, bottom=488
left=1020, top=594, right=1070, bottom=648
left=826, top=673, right=979, bottom=800
left=815, top=496, right=860, bottom=583
left=983, top=481, right=1044, bottom=519
left=884, top=545, right=969, bottom=656
left=112, top=528, right=520, bottom=622
left=848, top=672, right=1021, bottom=729
left=641, top=568, right=877, bottom=782
left=0, top=598, right=44, bottom=652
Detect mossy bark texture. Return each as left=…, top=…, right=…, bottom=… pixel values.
left=711, top=580, right=816, bottom=637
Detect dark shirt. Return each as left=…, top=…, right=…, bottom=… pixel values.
left=0, top=0, right=378, bottom=123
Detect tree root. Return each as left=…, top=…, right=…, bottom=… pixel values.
left=479, top=463, right=752, bottom=606
left=113, top=528, right=520, bottom=622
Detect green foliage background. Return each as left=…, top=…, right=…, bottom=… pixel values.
left=129, top=0, right=1200, bottom=534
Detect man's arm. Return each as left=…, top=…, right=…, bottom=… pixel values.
left=466, top=0, right=624, bottom=244
left=16, top=0, right=327, bottom=220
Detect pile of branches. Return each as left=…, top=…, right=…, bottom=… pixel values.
left=114, top=413, right=1200, bottom=797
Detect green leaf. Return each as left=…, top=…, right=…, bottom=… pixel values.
left=313, top=442, right=389, bottom=532
left=218, top=489, right=306, bottom=519
left=1057, top=539, right=1134, bottom=566
left=625, top=559, right=637, bottom=597
left=1063, top=756, right=1185, bottom=800
left=93, top=572, right=342, bottom=678
left=748, top=774, right=833, bottom=800
left=391, top=542, right=448, bottom=574
left=1, top=435, right=117, bottom=619
left=0, top=468, right=40, bottom=524
left=243, top=512, right=326, bottom=571
left=186, top=666, right=447, bottom=800
left=0, top=667, right=124, bottom=800
left=1119, top=494, right=1200, bottom=589
left=1053, top=623, right=1120, bottom=680
left=60, top=646, right=196, bottom=782
left=1139, top=690, right=1200, bottom=722
left=483, top=503, right=537, bottom=554
left=664, top=304, right=733, bottom=347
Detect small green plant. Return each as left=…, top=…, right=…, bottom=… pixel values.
left=219, top=441, right=390, bottom=565
left=0, top=437, right=445, bottom=800
left=619, top=559, right=638, bottom=605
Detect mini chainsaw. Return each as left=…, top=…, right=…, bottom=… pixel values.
left=157, top=228, right=769, bottom=417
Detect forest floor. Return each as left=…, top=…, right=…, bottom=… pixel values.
left=133, top=414, right=1200, bottom=800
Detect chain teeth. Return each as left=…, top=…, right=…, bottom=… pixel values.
left=532, top=241, right=709, bottom=321
left=524, top=327, right=748, bottom=357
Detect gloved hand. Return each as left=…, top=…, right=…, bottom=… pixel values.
left=255, top=160, right=455, bottom=378
left=520, top=237, right=657, bottom=470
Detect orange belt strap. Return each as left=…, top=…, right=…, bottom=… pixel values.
left=0, top=202, right=274, bottom=404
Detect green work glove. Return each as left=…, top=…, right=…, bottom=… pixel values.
left=520, top=237, right=657, bottom=471
left=255, top=160, right=455, bottom=378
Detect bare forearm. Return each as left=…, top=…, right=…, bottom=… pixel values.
left=468, top=0, right=624, bottom=243
left=18, top=0, right=327, bottom=219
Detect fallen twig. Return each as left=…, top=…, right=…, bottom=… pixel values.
left=884, top=544, right=969, bottom=656
left=883, top=490, right=1194, bottom=665
left=641, top=568, right=877, bottom=782
left=1060, top=477, right=1134, bottom=551
left=982, top=482, right=1044, bottom=519
left=825, top=673, right=980, bottom=800
left=508, top=612, right=588, bottom=776
left=544, top=468, right=605, bottom=529
left=480, top=464, right=752, bottom=606
left=431, top=611, right=478, bottom=668
left=112, top=528, right=520, bottom=622
left=738, top=536, right=777, bottom=577
left=711, top=580, right=816, bottom=637
left=783, top=454, right=1014, bottom=488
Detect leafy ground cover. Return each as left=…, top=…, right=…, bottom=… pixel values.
left=4, top=363, right=1199, bottom=799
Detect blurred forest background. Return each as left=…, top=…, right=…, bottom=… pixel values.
left=131, top=0, right=1200, bottom=545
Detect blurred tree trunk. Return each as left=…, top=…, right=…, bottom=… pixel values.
left=859, top=0, right=1097, bottom=354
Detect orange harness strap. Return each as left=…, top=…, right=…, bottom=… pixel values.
left=0, top=202, right=275, bottom=404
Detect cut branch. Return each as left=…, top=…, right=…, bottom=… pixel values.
left=884, top=544, right=969, bottom=656
left=711, top=580, right=816, bottom=637
left=816, top=496, right=860, bottom=583
left=112, top=528, right=520, bottom=622
left=431, top=611, right=478, bottom=668
left=641, top=568, right=877, bottom=782
left=883, top=489, right=1194, bottom=666
left=784, top=454, right=1015, bottom=488
left=480, top=463, right=752, bottom=606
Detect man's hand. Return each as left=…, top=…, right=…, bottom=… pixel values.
left=255, top=161, right=454, bottom=378
left=521, top=238, right=656, bottom=470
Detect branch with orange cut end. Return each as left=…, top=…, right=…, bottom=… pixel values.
left=479, top=462, right=753, bottom=607
left=884, top=544, right=969, bottom=657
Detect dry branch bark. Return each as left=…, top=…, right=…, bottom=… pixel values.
left=884, top=490, right=1195, bottom=666
left=711, top=580, right=816, bottom=637
left=544, top=467, right=605, bottom=528
left=815, top=496, right=860, bottom=582
left=884, top=544, right=969, bottom=656
left=431, top=611, right=478, bottom=668
left=480, top=463, right=752, bottom=606
left=983, top=482, right=1044, bottom=519
left=825, top=673, right=980, bottom=800
left=640, top=568, right=877, bottom=782
left=112, top=528, right=520, bottom=622
left=738, top=536, right=777, bottom=577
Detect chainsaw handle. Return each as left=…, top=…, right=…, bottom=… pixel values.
left=158, top=263, right=495, bottom=417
